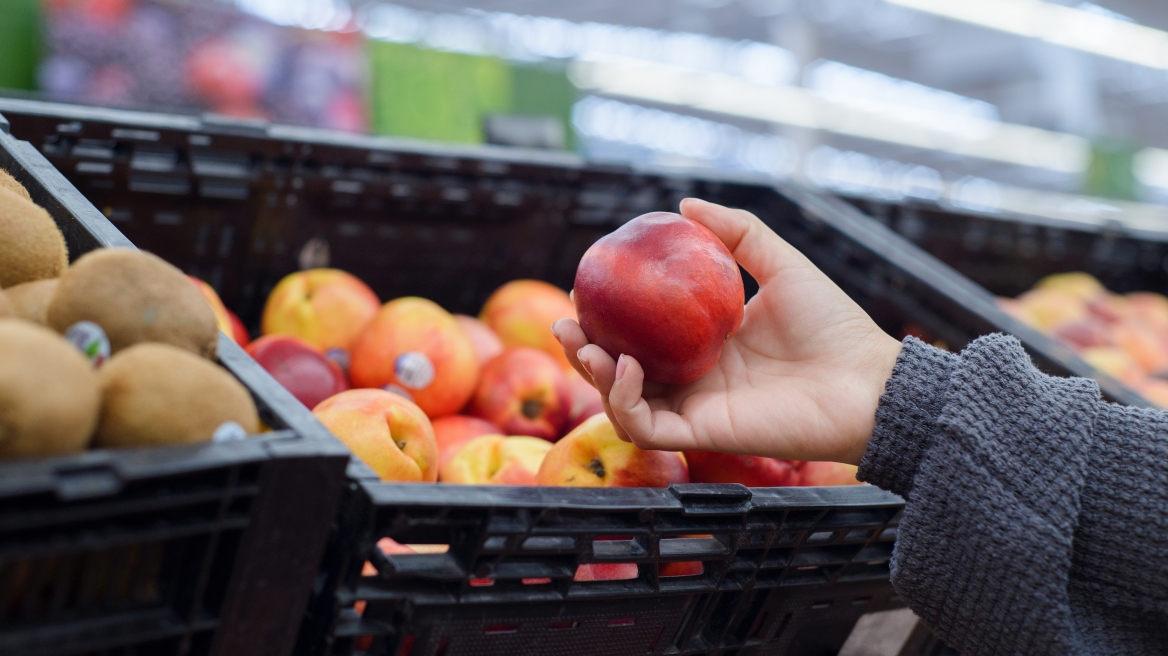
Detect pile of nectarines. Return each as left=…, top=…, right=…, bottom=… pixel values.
left=1000, top=272, right=1168, bottom=407
left=242, top=264, right=859, bottom=489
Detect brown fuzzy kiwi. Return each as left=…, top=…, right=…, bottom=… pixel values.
left=47, top=248, right=219, bottom=359
left=0, top=319, right=101, bottom=458
left=4, top=278, right=58, bottom=325
left=95, top=343, right=259, bottom=449
left=0, top=186, right=68, bottom=288
left=0, top=288, right=12, bottom=318
left=0, top=168, right=32, bottom=202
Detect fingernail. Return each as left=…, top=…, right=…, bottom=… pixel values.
left=615, top=354, right=627, bottom=381
left=578, top=350, right=593, bottom=376
left=550, top=321, right=560, bottom=339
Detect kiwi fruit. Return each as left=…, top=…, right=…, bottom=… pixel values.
left=0, top=319, right=101, bottom=458
left=0, top=186, right=69, bottom=288
left=47, top=248, right=219, bottom=358
left=0, top=288, right=12, bottom=318
left=95, top=343, right=259, bottom=449
left=4, top=278, right=58, bottom=325
left=0, top=168, right=31, bottom=202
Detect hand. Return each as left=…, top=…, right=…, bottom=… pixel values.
left=553, top=198, right=902, bottom=465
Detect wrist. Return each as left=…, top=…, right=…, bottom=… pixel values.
left=840, top=332, right=904, bottom=465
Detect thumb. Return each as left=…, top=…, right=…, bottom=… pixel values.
left=679, top=198, right=808, bottom=286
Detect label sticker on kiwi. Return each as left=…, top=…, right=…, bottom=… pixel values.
left=394, top=351, right=434, bottom=389
left=65, top=321, right=111, bottom=368
left=381, top=384, right=415, bottom=402
left=325, top=347, right=351, bottom=373
left=212, top=421, right=248, bottom=443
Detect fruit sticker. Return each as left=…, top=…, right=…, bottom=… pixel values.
left=65, top=321, right=111, bottom=368
left=212, top=421, right=248, bottom=443
left=381, top=384, right=415, bottom=402
left=325, top=347, right=351, bottom=373
left=395, top=351, right=435, bottom=389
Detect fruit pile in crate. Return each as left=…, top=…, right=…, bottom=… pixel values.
left=0, top=169, right=261, bottom=458
left=1001, top=271, right=1168, bottom=406
left=247, top=212, right=861, bottom=491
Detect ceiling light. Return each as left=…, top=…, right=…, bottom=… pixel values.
left=885, top=0, right=1168, bottom=70
left=569, top=57, right=1090, bottom=173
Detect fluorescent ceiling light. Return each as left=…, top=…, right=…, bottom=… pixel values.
left=1134, top=147, right=1168, bottom=190
left=569, top=57, right=1090, bottom=173
left=885, top=0, right=1168, bottom=70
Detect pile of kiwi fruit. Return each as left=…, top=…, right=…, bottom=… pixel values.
left=0, top=170, right=260, bottom=459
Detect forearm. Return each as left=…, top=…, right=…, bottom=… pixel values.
left=859, top=335, right=1100, bottom=655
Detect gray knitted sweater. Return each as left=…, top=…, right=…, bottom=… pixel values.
left=858, top=334, right=1168, bottom=655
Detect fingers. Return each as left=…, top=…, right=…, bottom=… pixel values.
left=679, top=197, right=805, bottom=286
left=608, top=354, right=698, bottom=452
left=552, top=318, right=592, bottom=382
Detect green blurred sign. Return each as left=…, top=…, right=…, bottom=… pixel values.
left=0, top=0, right=41, bottom=91
left=367, top=42, right=575, bottom=147
left=1083, top=139, right=1138, bottom=200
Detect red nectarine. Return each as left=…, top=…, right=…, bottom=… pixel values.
left=574, top=212, right=744, bottom=385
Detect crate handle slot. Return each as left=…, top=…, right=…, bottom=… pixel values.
left=54, top=464, right=122, bottom=500
left=669, top=483, right=752, bottom=515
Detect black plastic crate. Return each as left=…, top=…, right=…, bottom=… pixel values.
left=0, top=115, right=350, bottom=656
left=841, top=192, right=1168, bottom=300
left=1, top=97, right=1142, bottom=655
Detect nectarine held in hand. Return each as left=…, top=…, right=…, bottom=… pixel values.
left=574, top=212, right=744, bottom=385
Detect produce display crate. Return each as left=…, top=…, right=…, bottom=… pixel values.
left=2, top=96, right=1146, bottom=655
left=0, top=112, right=351, bottom=656
left=841, top=192, right=1168, bottom=300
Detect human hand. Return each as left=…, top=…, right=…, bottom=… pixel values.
left=553, top=198, right=902, bottom=465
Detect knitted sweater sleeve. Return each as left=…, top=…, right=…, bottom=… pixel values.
left=857, top=334, right=1168, bottom=655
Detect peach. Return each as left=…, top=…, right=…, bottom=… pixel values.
left=565, top=368, right=604, bottom=433
left=261, top=268, right=380, bottom=352
left=535, top=414, right=689, bottom=487
left=1111, top=322, right=1168, bottom=374
left=227, top=308, right=250, bottom=347
left=1139, top=379, right=1168, bottom=408
left=313, top=388, right=438, bottom=482
left=479, top=280, right=577, bottom=369
left=188, top=276, right=241, bottom=345
left=1086, top=293, right=1131, bottom=325
left=439, top=434, right=552, bottom=485
left=1080, top=347, right=1146, bottom=387
left=796, top=461, right=862, bottom=486
left=453, top=314, right=503, bottom=366
left=350, top=297, right=479, bottom=418
left=574, top=563, right=639, bottom=582
left=684, top=451, right=799, bottom=487
left=1034, top=272, right=1105, bottom=302
left=468, top=348, right=570, bottom=440
left=432, top=414, right=501, bottom=470
left=574, top=212, right=744, bottom=385
left=1051, top=319, right=1113, bottom=350
left=1126, top=292, right=1168, bottom=327
left=1013, top=288, right=1087, bottom=331
left=247, top=335, right=348, bottom=410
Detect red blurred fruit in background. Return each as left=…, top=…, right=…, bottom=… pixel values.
left=796, top=461, right=862, bottom=486
left=431, top=414, right=501, bottom=471
left=565, top=369, right=604, bottom=432
left=453, top=314, right=504, bottom=367
left=574, top=212, right=744, bottom=385
left=227, top=309, right=250, bottom=347
left=468, top=348, right=571, bottom=440
left=246, top=335, right=348, bottom=409
left=684, top=452, right=799, bottom=487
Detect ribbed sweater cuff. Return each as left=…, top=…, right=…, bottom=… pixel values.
left=858, top=337, right=958, bottom=497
